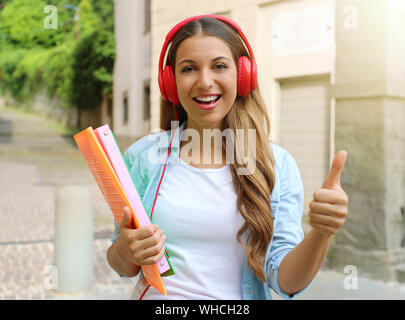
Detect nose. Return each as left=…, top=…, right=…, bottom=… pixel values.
left=196, top=68, right=214, bottom=89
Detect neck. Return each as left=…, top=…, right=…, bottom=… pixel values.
left=180, top=119, right=226, bottom=166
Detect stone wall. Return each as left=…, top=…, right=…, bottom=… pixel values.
left=331, top=0, right=405, bottom=282
left=0, top=88, right=105, bottom=131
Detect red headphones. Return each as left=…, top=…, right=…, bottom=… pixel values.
left=158, top=14, right=258, bottom=106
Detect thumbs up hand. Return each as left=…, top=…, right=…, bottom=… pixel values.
left=308, top=150, right=349, bottom=237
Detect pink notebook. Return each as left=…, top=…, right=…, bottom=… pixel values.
left=94, top=124, right=174, bottom=276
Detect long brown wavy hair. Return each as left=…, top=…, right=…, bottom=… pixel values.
left=159, top=17, right=276, bottom=282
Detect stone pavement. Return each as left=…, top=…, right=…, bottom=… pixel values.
left=1, top=105, right=405, bottom=300
left=292, top=269, right=405, bottom=300
left=0, top=106, right=135, bottom=299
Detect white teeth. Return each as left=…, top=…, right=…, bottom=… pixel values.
left=195, top=95, right=219, bottom=102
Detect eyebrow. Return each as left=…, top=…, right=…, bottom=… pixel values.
left=177, top=56, right=231, bottom=66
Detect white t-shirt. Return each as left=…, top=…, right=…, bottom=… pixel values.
left=138, top=153, right=247, bottom=300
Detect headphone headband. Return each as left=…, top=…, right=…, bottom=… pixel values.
left=158, top=14, right=257, bottom=100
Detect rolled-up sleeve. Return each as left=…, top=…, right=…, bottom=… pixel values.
left=266, top=149, right=312, bottom=300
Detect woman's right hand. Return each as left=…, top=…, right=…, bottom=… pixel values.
left=115, top=206, right=166, bottom=266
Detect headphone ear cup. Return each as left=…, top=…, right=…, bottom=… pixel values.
left=251, top=61, right=257, bottom=92
left=162, top=65, right=180, bottom=105
left=237, top=56, right=251, bottom=98
left=159, top=68, right=168, bottom=101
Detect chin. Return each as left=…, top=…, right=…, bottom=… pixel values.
left=193, top=117, right=227, bottom=129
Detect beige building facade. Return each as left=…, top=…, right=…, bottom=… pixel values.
left=113, top=0, right=152, bottom=149
left=114, top=0, right=405, bottom=282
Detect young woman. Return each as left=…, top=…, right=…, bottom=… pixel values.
left=106, top=15, right=349, bottom=300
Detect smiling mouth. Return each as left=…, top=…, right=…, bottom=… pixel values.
left=192, top=96, right=221, bottom=104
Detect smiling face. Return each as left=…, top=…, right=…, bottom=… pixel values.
left=174, top=34, right=238, bottom=132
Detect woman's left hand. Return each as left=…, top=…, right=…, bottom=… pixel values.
left=308, top=150, right=349, bottom=237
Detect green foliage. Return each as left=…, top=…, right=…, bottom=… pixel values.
left=0, top=0, right=115, bottom=112
left=41, top=41, right=76, bottom=105
left=0, top=48, right=28, bottom=98
left=70, top=1, right=115, bottom=110
left=0, top=0, right=73, bottom=49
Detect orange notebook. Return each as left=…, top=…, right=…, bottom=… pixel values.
left=74, top=127, right=166, bottom=296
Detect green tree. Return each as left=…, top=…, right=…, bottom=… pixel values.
left=0, top=0, right=115, bottom=129
left=68, top=0, right=115, bottom=127
left=0, top=0, right=74, bottom=49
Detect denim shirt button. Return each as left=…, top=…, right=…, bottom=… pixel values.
left=247, top=289, right=251, bottom=295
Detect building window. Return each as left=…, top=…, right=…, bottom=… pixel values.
left=143, top=82, right=151, bottom=121
left=144, top=0, right=151, bottom=34
left=123, top=92, right=128, bottom=125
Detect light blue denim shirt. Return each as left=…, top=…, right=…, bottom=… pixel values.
left=112, top=120, right=312, bottom=300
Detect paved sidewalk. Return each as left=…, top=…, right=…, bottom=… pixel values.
left=279, top=268, right=405, bottom=300
left=1, top=105, right=405, bottom=300
left=0, top=106, right=135, bottom=300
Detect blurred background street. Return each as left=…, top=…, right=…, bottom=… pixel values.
left=0, top=105, right=135, bottom=299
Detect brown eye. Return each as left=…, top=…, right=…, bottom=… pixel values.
left=215, top=64, right=228, bottom=70
left=181, top=66, right=194, bottom=73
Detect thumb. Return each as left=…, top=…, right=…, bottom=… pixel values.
left=120, top=206, right=134, bottom=229
left=322, top=150, right=347, bottom=189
